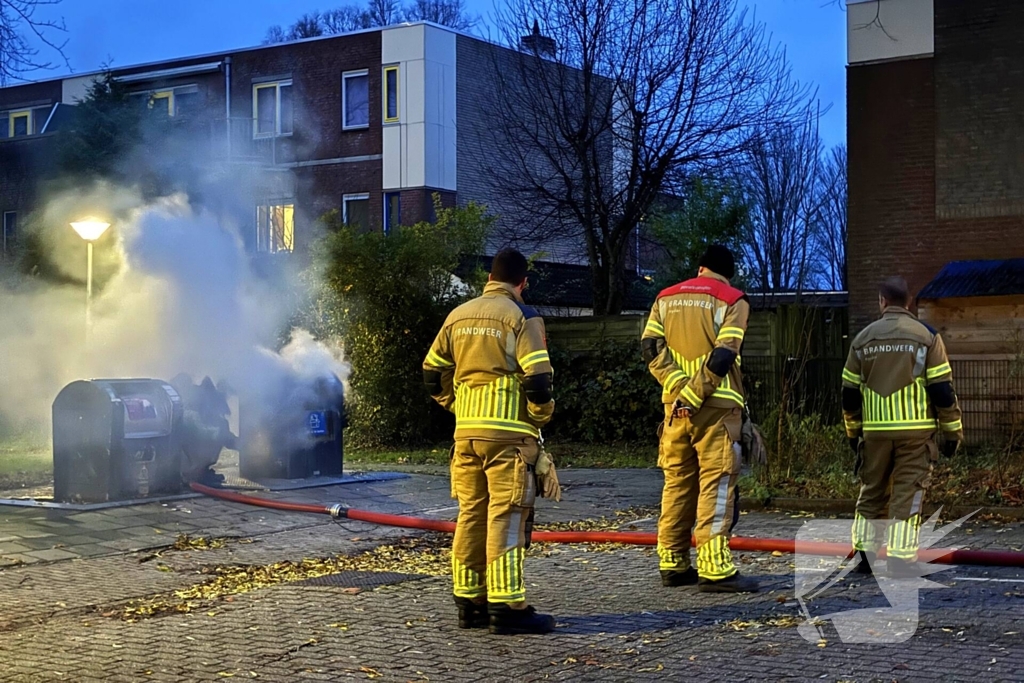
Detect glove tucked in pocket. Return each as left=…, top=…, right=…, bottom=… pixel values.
left=534, top=448, right=562, bottom=502
left=510, top=447, right=539, bottom=508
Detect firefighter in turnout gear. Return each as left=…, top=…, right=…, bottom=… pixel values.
left=423, top=248, right=559, bottom=635
left=642, top=245, right=758, bottom=593
left=842, top=277, right=964, bottom=578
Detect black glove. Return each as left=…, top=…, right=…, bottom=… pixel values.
left=848, top=437, right=860, bottom=454
left=942, top=439, right=960, bottom=458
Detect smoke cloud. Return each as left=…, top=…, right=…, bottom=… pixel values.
left=0, top=182, right=348, bottom=439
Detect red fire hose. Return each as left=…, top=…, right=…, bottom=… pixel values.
left=190, top=483, right=1024, bottom=568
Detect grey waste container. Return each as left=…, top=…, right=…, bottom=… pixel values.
left=239, top=373, right=345, bottom=480
left=53, top=379, right=183, bottom=503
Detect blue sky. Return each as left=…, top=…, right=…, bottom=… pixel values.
left=26, top=0, right=847, bottom=148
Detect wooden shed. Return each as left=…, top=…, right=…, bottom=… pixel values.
left=917, top=259, right=1024, bottom=442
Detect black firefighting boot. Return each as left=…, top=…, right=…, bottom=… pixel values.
left=853, top=550, right=875, bottom=576
left=488, top=603, right=556, bottom=635
left=454, top=597, right=488, bottom=629
left=886, top=556, right=924, bottom=579
left=698, top=572, right=759, bottom=594
left=660, top=567, right=698, bottom=587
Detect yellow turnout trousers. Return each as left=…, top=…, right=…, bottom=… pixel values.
left=450, top=438, right=538, bottom=603
left=852, top=436, right=936, bottom=561
left=657, top=405, right=742, bottom=580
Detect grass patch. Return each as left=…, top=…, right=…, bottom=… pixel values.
left=347, top=442, right=657, bottom=469
left=0, top=430, right=51, bottom=486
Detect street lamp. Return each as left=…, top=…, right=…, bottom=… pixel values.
left=69, top=218, right=111, bottom=337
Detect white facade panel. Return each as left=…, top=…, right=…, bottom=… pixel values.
left=381, top=24, right=425, bottom=64
left=405, top=123, right=427, bottom=187
left=380, top=23, right=457, bottom=192
left=848, top=0, right=933, bottom=64
left=62, top=75, right=97, bottom=104
left=383, top=125, right=403, bottom=189
left=405, top=59, right=426, bottom=125
left=423, top=24, right=456, bottom=67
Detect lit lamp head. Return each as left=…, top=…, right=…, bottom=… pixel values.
left=70, top=218, right=111, bottom=242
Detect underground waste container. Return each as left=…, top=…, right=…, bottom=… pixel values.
left=53, top=379, right=184, bottom=503
left=239, top=373, right=345, bottom=480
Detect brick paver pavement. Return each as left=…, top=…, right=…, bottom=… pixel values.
left=2, top=469, right=1024, bottom=682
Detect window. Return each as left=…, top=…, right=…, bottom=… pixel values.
left=7, top=110, right=31, bottom=137
left=343, top=193, right=370, bottom=229
left=384, top=192, right=400, bottom=233
left=255, top=203, right=294, bottom=253
left=253, top=81, right=293, bottom=138
left=129, top=86, right=200, bottom=117
left=342, top=71, right=369, bottom=129
left=2, top=212, right=15, bottom=256
left=383, top=65, right=399, bottom=123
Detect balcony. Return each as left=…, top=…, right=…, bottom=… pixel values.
left=209, top=117, right=286, bottom=165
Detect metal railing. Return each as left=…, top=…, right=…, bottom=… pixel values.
left=209, top=117, right=280, bottom=165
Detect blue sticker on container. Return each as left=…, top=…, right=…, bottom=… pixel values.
left=307, top=411, right=327, bottom=436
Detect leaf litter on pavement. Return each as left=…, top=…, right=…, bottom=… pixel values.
left=114, top=534, right=452, bottom=622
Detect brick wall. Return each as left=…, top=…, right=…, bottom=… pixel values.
left=935, top=0, right=1024, bottom=218
left=847, top=57, right=936, bottom=331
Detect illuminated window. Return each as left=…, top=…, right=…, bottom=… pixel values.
left=343, top=193, right=370, bottom=229
left=253, top=81, right=294, bottom=138
left=342, top=70, right=369, bottom=129
left=255, top=203, right=295, bottom=253
left=383, top=65, right=399, bottom=124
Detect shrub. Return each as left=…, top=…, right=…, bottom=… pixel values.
left=303, top=197, right=490, bottom=447
left=544, top=340, right=663, bottom=444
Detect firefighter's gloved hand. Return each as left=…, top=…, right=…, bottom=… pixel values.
left=848, top=437, right=861, bottom=454
left=672, top=399, right=695, bottom=420
left=535, top=449, right=561, bottom=502
left=942, top=439, right=960, bottom=458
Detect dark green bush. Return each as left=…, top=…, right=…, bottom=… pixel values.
left=302, top=198, right=490, bottom=448
left=544, top=340, right=663, bottom=443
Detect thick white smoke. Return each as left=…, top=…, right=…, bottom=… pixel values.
left=0, top=183, right=348, bottom=440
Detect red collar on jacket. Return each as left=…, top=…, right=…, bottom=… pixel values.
left=656, top=274, right=745, bottom=306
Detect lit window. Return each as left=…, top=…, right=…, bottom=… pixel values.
left=342, top=71, right=369, bottom=129
left=253, top=81, right=294, bottom=138
left=383, top=65, right=399, bottom=124
left=2, top=211, right=16, bottom=257
left=384, top=192, right=400, bottom=232
left=255, top=203, right=295, bottom=253
left=343, top=193, right=370, bottom=229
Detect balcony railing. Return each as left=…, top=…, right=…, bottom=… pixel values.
left=209, top=117, right=283, bottom=165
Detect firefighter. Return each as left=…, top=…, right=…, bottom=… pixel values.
left=642, top=244, right=758, bottom=593
left=170, top=374, right=238, bottom=484
left=423, top=248, right=561, bottom=635
left=842, top=277, right=963, bottom=577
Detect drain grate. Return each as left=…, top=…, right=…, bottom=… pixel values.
left=293, top=570, right=431, bottom=589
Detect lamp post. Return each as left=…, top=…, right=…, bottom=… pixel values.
left=69, top=218, right=111, bottom=338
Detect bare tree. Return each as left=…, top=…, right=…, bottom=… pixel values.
left=486, top=0, right=807, bottom=314
left=365, top=0, right=404, bottom=26
left=739, top=106, right=824, bottom=293
left=0, top=0, right=69, bottom=85
left=405, top=0, right=477, bottom=31
left=814, top=144, right=847, bottom=291
left=323, top=6, right=375, bottom=32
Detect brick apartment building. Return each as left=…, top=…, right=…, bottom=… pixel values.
left=0, top=22, right=600, bottom=271
left=847, top=0, right=1024, bottom=331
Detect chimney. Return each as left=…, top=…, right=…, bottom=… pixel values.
left=520, top=20, right=556, bottom=59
